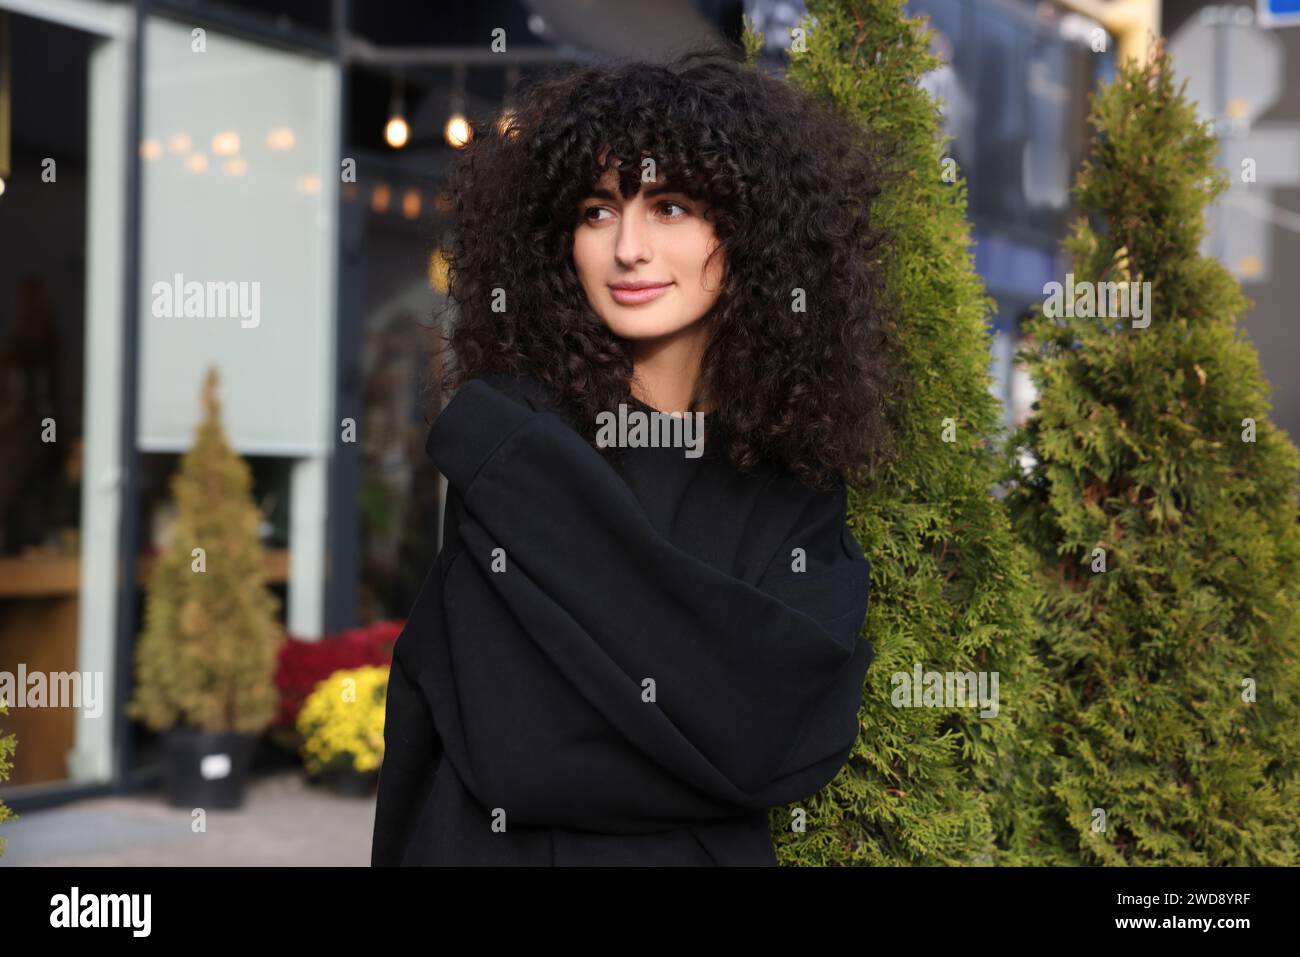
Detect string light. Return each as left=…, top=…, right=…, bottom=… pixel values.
left=212, top=131, right=240, bottom=156
left=266, top=127, right=295, bottom=151
left=385, top=115, right=409, bottom=149
left=445, top=62, right=472, bottom=148
left=402, top=188, right=421, bottom=219
left=444, top=114, right=470, bottom=148
left=385, top=74, right=409, bottom=149
left=498, top=66, right=521, bottom=139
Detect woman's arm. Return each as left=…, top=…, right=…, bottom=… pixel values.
left=370, top=611, right=444, bottom=865
left=430, top=375, right=874, bottom=827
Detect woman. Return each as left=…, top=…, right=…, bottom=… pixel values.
left=371, top=46, right=899, bottom=866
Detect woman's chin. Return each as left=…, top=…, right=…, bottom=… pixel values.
left=602, top=316, right=676, bottom=340
left=599, top=312, right=704, bottom=342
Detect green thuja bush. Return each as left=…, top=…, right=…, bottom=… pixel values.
left=128, top=367, right=283, bottom=734
left=1003, top=40, right=1300, bottom=865
left=756, top=0, right=1050, bottom=865
left=0, top=701, right=16, bottom=857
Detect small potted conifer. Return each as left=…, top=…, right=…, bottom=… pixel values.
left=127, top=367, right=283, bottom=809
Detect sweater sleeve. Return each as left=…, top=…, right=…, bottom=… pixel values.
left=429, top=376, right=874, bottom=830
left=370, top=617, right=444, bottom=865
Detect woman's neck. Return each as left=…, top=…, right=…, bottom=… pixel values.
left=629, top=322, right=714, bottom=415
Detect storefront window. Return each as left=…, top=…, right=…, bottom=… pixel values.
left=0, top=9, right=110, bottom=789
left=136, top=16, right=339, bottom=644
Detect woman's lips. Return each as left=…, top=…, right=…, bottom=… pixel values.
left=609, top=283, right=672, bottom=305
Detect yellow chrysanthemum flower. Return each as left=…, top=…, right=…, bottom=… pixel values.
left=296, top=665, right=389, bottom=777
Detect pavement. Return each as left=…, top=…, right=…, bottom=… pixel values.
left=0, top=769, right=377, bottom=866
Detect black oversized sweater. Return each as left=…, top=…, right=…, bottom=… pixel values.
left=370, top=371, right=875, bottom=866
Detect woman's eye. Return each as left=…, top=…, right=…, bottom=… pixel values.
left=582, top=200, right=688, bottom=223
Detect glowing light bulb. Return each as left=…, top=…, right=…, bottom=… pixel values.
left=212, top=131, right=240, bottom=156
left=266, top=127, right=295, bottom=151
left=385, top=116, right=410, bottom=149
left=402, top=188, right=421, bottom=219
left=444, top=114, right=471, bottom=148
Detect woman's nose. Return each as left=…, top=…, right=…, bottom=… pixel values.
left=614, top=204, right=651, bottom=266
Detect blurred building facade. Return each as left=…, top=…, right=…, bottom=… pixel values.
left=1165, top=0, right=1300, bottom=448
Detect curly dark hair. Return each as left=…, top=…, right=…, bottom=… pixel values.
left=432, top=44, right=903, bottom=488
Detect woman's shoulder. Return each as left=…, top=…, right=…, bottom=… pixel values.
left=471, top=370, right=597, bottom=438
left=468, top=370, right=555, bottom=412
left=428, top=369, right=588, bottom=474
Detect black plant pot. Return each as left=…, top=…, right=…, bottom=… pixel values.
left=163, top=728, right=259, bottom=809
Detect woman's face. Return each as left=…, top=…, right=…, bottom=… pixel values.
left=572, top=163, right=724, bottom=342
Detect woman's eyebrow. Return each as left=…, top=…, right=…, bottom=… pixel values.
left=583, top=183, right=689, bottom=201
